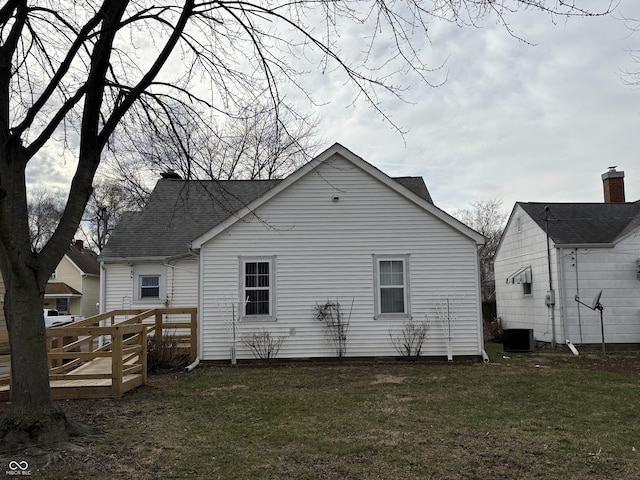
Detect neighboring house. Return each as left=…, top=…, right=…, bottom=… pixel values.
left=46, top=239, right=100, bottom=318
left=100, top=143, right=486, bottom=361
left=495, top=168, right=640, bottom=348
left=0, top=240, right=99, bottom=350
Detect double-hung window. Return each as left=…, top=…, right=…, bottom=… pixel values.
left=374, top=254, right=410, bottom=318
left=140, top=275, right=160, bottom=299
left=241, top=257, right=275, bottom=319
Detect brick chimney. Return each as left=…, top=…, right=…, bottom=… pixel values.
left=602, top=166, right=625, bottom=203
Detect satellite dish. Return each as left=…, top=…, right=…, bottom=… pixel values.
left=574, top=289, right=606, bottom=357
left=591, top=290, right=603, bottom=310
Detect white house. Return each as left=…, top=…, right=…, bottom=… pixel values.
left=100, top=143, right=486, bottom=362
left=494, top=168, right=640, bottom=348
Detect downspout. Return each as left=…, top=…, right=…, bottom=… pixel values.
left=544, top=206, right=556, bottom=348
left=475, top=238, right=487, bottom=362
left=574, top=249, right=583, bottom=344
left=558, top=248, right=568, bottom=343
left=185, top=247, right=201, bottom=372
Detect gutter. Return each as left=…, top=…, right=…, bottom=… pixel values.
left=554, top=243, right=615, bottom=249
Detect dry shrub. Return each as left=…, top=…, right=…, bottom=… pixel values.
left=146, top=333, right=190, bottom=372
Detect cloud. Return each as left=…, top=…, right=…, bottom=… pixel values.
left=23, top=1, right=640, bottom=216
left=315, top=1, right=640, bottom=211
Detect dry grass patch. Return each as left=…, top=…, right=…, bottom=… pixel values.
left=1, top=345, right=639, bottom=479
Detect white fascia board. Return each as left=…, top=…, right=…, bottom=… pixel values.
left=553, top=243, right=615, bottom=249
left=98, top=255, right=171, bottom=264
left=191, top=142, right=485, bottom=248
left=63, top=254, right=85, bottom=276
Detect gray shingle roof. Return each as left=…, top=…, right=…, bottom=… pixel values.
left=518, top=202, right=640, bottom=245
left=101, top=179, right=281, bottom=259
left=101, top=175, right=433, bottom=260
left=393, top=177, right=433, bottom=204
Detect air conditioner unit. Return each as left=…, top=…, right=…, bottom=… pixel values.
left=503, top=329, right=534, bottom=352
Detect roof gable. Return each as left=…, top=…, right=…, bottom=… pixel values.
left=516, top=202, right=640, bottom=245
left=191, top=143, right=483, bottom=248
left=101, top=143, right=483, bottom=260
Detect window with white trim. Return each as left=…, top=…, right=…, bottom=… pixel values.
left=132, top=264, right=165, bottom=304
left=374, top=255, right=410, bottom=318
left=240, top=257, right=275, bottom=319
left=140, top=275, right=160, bottom=298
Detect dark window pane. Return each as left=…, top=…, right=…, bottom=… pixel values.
left=142, top=276, right=159, bottom=287
left=141, top=276, right=160, bottom=298
left=246, top=289, right=270, bottom=315
left=381, top=287, right=404, bottom=313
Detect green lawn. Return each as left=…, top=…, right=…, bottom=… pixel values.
left=3, top=344, right=639, bottom=479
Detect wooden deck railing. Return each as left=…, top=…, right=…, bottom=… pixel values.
left=0, top=307, right=197, bottom=400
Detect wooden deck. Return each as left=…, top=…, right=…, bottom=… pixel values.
left=0, top=308, right=197, bottom=401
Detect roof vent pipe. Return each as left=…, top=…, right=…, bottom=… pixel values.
left=602, top=166, right=625, bottom=203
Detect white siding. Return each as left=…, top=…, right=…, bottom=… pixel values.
left=166, top=258, right=199, bottom=308
left=103, top=258, right=198, bottom=315
left=558, top=234, right=640, bottom=345
left=496, top=205, right=640, bottom=346
left=103, top=263, right=135, bottom=311
left=200, top=155, right=482, bottom=361
left=495, top=205, right=559, bottom=343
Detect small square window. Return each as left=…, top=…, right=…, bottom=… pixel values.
left=523, top=283, right=532, bottom=296
left=140, top=275, right=160, bottom=298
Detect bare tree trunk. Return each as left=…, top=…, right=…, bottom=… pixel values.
left=0, top=145, right=85, bottom=447
left=0, top=272, right=71, bottom=446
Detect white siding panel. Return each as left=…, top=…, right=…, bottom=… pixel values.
left=166, top=258, right=199, bottom=308
left=103, top=264, right=134, bottom=311
left=558, top=235, right=640, bottom=345
left=104, top=259, right=198, bottom=320
left=200, top=156, right=482, bottom=361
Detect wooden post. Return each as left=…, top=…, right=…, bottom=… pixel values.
left=155, top=310, right=163, bottom=351
left=112, top=325, right=123, bottom=397
left=141, top=325, right=148, bottom=385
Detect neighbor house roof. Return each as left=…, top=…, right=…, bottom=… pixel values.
left=66, top=240, right=100, bottom=275
left=101, top=143, right=479, bottom=260
left=518, top=202, right=640, bottom=245
left=45, top=282, right=82, bottom=297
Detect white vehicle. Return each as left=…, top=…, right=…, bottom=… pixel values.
left=43, top=309, right=83, bottom=328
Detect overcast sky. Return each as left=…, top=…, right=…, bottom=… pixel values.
left=26, top=1, right=640, bottom=216
left=309, top=1, right=640, bottom=213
